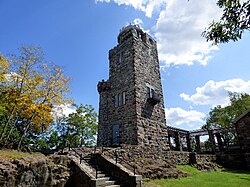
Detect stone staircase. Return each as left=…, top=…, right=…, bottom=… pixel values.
left=82, top=154, right=121, bottom=187
left=69, top=148, right=142, bottom=187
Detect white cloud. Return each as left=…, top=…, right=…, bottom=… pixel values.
left=180, top=79, right=250, bottom=106
left=96, top=0, right=168, bottom=17
left=4, top=72, right=22, bottom=82
left=53, top=104, right=76, bottom=117
left=165, top=107, right=205, bottom=129
left=97, top=0, right=223, bottom=67
left=133, top=18, right=143, bottom=26
left=155, top=0, right=221, bottom=67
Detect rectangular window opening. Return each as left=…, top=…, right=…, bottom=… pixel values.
left=114, top=95, right=117, bottom=107
left=119, top=51, right=124, bottom=63
left=147, top=87, right=151, bottom=98
left=118, top=93, right=121, bottom=106
left=122, top=92, right=126, bottom=105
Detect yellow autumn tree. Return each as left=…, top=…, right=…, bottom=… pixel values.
left=0, top=46, right=72, bottom=150
left=0, top=54, right=10, bottom=116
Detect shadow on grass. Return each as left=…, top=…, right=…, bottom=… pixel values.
left=221, top=168, right=250, bottom=174
left=240, top=177, right=250, bottom=182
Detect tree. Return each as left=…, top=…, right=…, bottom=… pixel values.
left=32, top=103, right=98, bottom=151
left=205, top=92, right=250, bottom=129
left=0, top=46, right=72, bottom=150
left=0, top=54, right=9, bottom=116
left=204, top=92, right=250, bottom=146
left=54, top=103, right=98, bottom=149
left=202, top=0, right=250, bottom=44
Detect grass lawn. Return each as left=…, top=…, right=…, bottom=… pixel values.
left=0, top=149, right=42, bottom=159
left=144, top=165, right=250, bottom=187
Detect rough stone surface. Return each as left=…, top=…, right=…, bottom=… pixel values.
left=102, top=145, right=188, bottom=179
left=235, top=109, right=250, bottom=153
left=0, top=153, right=71, bottom=187
left=97, top=25, right=169, bottom=149
left=196, top=162, right=219, bottom=171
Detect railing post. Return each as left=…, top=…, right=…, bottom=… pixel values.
left=115, top=150, right=118, bottom=164
left=134, top=166, right=136, bottom=175
left=95, top=165, right=98, bottom=179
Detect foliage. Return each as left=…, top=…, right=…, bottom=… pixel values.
left=30, top=103, right=98, bottom=151
left=204, top=92, right=250, bottom=129
left=145, top=165, right=250, bottom=187
left=203, top=0, right=250, bottom=44
left=0, top=54, right=9, bottom=116
left=0, top=46, right=72, bottom=150
left=203, top=92, right=250, bottom=146
left=55, top=103, right=98, bottom=149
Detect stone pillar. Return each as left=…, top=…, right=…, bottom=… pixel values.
left=208, top=130, right=216, bottom=153
left=174, top=132, right=182, bottom=151
left=186, top=134, right=192, bottom=152
left=215, top=133, right=224, bottom=152
left=195, top=135, right=201, bottom=153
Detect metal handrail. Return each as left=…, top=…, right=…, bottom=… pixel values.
left=101, top=137, right=137, bottom=175
left=71, top=148, right=100, bottom=179
left=70, top=136, right=137, bottom=177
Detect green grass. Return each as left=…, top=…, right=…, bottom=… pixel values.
left=144, top=165, right=250, bottom=187
left=0, top=150, right=42, bottom=159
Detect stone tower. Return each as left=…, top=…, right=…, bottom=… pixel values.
left=97, top=25, right=169, bottom=149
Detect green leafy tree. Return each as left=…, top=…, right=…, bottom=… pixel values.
left=0, top=54, right=9, bottom=117
left=203, top=0, right=250, bottom=44
left=205, top=92, right=250, bottom=129
left=53, top=103, right=98, bottom=150
left=204, top=92, right=250, bottom=146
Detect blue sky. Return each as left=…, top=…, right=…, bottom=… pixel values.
left=0, top=0, right=249, bottom=130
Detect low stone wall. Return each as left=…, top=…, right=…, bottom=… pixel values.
left=166, top=151, right=190, bottom=164
left=101, top=146, right=191, bottom=179
left=216, top=153, right=250, bottom=169
left=165, top=151, right=216, bottom=165
left=244, top=153, right=250, bottom=169
left=196, top=154, right=216, bottom=163
left=67, top=157, right=96, bottom=187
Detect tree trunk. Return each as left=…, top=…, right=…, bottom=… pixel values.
left=0, top=104, right=17, bottom=141
left=17, top=123, right=30, bottom=151
left=3, top=117, right=20, bottom=147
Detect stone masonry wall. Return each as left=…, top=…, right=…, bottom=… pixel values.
left=97, top=25, right=169, bottom=149
left=236, top=110, right=250, bottom=153
left=133, top=31, right=168, bottom=148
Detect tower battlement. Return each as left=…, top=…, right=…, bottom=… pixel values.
left=97, top=80, right=111, bottom=93
left=118, top=24, right=156, bottom=46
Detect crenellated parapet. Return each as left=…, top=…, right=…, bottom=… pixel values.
left=97, top=80, right=111, bottom=93
left=118, top=24, right=156, bottom=47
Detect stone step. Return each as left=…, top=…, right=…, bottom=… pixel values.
left=105, top=185, right=120, bottom=187
left=98, top=177, right=111, bottom=182
left=104, top=180, right=116, bottom=186
left=97, top=173, right=106, bottom=178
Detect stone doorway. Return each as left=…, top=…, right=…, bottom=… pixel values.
left=112, top=124, right=119, bottom=146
